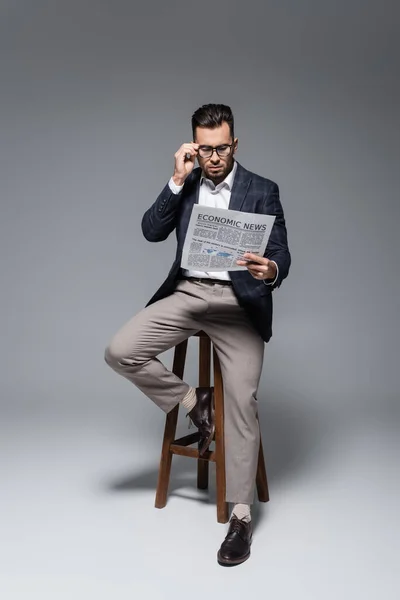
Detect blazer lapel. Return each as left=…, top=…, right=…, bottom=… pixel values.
left=191, top=160, right=252, bottom=212
left=192, top=168, right=202, bottom=204
left=228, top=161, right=252, bottom=211
left=179, top=169, right=201, bottom=232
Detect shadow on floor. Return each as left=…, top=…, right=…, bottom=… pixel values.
left=102, top=390, right=334, bottom=532
left=104, top=456, right=270, bottom=531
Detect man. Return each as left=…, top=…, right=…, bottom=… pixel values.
left=104, top=103, right=291, bottom=566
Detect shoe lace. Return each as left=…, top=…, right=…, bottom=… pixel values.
left=229, top=517, right=248, bottom=538
left=231, top=520, right=243, bottom=534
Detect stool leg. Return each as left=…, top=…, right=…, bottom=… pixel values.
left=197, top=336, right=210, bottom=490
left=213, top=348, right=229, bottom=524
left=155, top=340, right=188, bottom=509
left=256, top=433, right=270, bottom=502
left=155, top=405, right=179, bottom=509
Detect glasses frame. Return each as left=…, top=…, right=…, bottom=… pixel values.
left=196, top=143, right=235, bottom=159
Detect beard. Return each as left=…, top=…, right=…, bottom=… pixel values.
left=203, top=158, right=234, bottom=184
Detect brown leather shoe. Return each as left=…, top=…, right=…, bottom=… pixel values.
left=217, top=516, right=253, bottom=566
left=187, top=387, right=215, bottom=456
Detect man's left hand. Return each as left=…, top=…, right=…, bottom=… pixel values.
left=236, top=253, right=277, bottom=281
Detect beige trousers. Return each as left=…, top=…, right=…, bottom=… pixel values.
left=104, top=279, right=265, bottom=504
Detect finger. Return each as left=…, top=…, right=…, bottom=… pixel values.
left=238, top=258, right=266, bottom=271
left=249, top=270, right=265, bottom=279
left=178, top=148, right=197, bottom=158
left=183, top=148, right=198, bottom=160
left=248, top=266, right=268, bottom=277
left=182, top=143, right=199, bottom=152
left=243, top=252, right=268, bottom=265
left=248, top=270, right=266, bottom=279
left=247, top=263, right=266, bottom=273
left=175, top=144, right=198, bottom=157
left=175, top=149, right=197, bottom=165
left=238, top=255, right=258, bottom=265
left=237, top=259, right=260, bottom=267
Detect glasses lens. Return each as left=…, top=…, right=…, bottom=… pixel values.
left=198, top=146, right=212, bottom=158
left=198, top=145, right=231, bottom=158
left=216, top=145, right=231, bottom=157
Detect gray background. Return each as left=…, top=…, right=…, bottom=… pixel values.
left=1, top=1, right=399, bottom=598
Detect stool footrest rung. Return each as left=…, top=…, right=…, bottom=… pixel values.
left=170, top=444, right=216, bottom=461
left=172, top=432, right=200, bottom=447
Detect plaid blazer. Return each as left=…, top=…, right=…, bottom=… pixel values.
left=141, top=160, right=291, bottom=343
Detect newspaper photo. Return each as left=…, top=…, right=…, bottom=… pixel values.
left=181, top=205, right=276, bottom=272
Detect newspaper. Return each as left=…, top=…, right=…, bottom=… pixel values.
left=181, top=205, right=276, bottom=272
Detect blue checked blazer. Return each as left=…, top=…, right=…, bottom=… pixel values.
left=141, top=160, right=291, bottom=343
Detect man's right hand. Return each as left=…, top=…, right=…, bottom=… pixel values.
left=172, top=142, right=199, bottom=186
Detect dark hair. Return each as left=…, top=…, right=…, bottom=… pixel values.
left=191, top=103, right=234, bottom=140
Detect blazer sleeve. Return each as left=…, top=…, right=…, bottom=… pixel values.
left=141, top=176, right=190, bottom=242
left=262, top=181, right=291, bottom=289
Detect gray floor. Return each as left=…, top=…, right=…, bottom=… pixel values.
left=2, top=383, right=399, bottom=600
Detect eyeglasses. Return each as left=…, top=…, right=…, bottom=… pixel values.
left=197, top=143, right=234, bottom=159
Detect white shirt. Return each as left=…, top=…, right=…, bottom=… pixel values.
left=168, top=159, right=279, bottom=285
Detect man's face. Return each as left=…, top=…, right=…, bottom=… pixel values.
left=194, top=121, right=238, bottom=185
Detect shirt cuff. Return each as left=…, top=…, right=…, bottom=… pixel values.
left=262, top=261, right=279, bottom=286
left=168, top=177, right=185, bottom=194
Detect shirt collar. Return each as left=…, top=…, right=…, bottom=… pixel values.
left=200, top=159, right=237, bottom=190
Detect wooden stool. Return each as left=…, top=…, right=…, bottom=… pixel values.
left=155, top=331, right=269, bottom=523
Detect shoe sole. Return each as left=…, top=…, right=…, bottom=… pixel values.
left=217, top=550, right=251, bottom=566
left=199, top=389, right=215, bottom=456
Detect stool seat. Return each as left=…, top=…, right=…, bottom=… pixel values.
left=155, top=331, right=269, bottom=523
